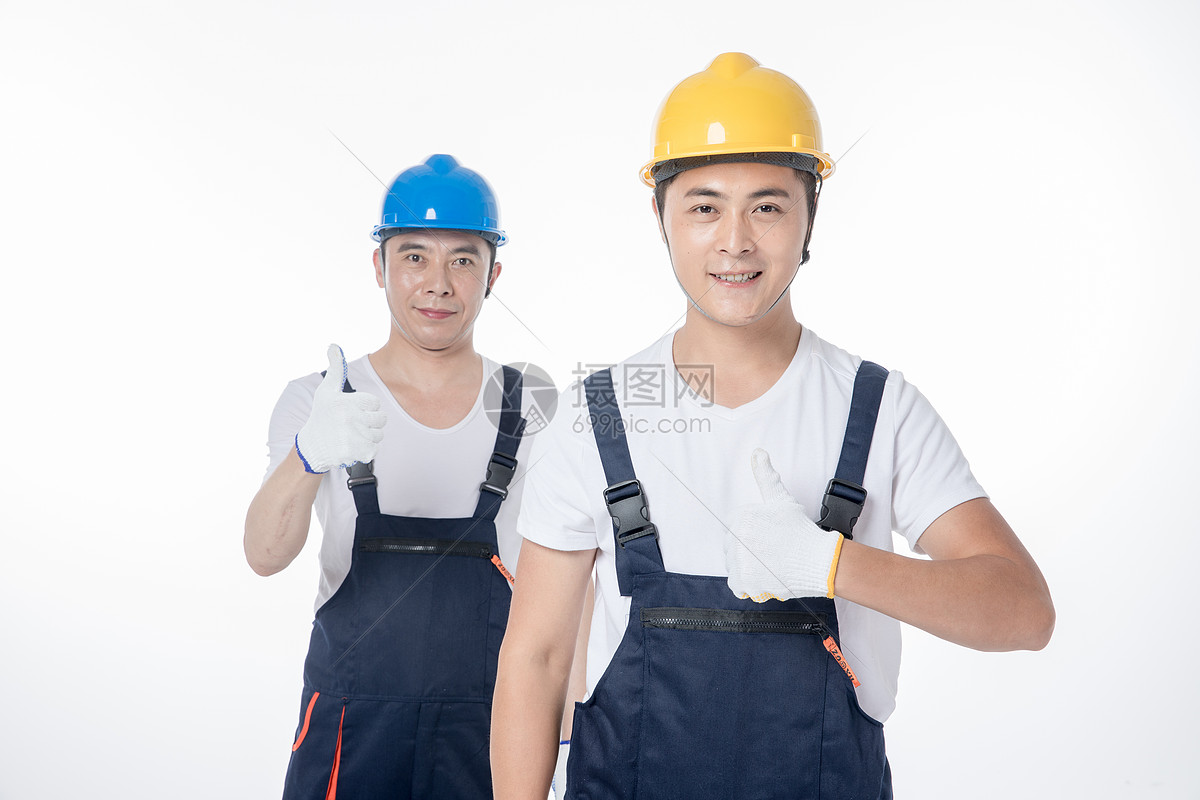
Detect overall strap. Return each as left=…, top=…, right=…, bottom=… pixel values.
left=817, top=361, right=889, bottom=540
left=345, top=367, right=527, bottom=520
left=584, top=368, right=664, bottom=596
left=328, top=373, right=380, bottom=516
left=474, top=365, right=526, bottom=522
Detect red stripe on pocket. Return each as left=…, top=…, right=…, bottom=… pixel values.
left=291, top=691, right=321, bottom=752
left=325, top=705, right=345, bottom=800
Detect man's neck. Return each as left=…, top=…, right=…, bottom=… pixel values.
left=369, top=331, right=481, bottom=394
left=671, top=305, right=802, bottom=409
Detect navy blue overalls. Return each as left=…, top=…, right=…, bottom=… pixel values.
left=566, top=363, right=893, bottom=800
left=282, top=366, right=524, bottom=800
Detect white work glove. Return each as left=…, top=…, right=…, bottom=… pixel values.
left=551, top=740, right=569, bottom=800
left=295, top=344, right=386, bottom=474
left=725, top=448, right=845, bottom=601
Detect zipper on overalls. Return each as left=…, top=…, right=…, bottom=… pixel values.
left=641, top=607, right=863, bottom=686
left=360, top=537, right=494, bottom=559
left=641, top=607, right=826, bottom=634
left=360, top=537, right=515, bottom=584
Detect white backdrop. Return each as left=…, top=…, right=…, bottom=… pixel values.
left=2, top=1, right=1197, bottom=797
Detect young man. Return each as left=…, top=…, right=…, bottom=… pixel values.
left=492, top=53, right=1055, bottom=799
left=246, top=154, right=530, bottom=798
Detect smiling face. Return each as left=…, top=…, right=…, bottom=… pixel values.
left=373, top=229, right=500, bottom=353
left=659, top=161, right=810, bottom=328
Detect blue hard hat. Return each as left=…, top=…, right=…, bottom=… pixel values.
left=371, top=154, right=507, bottom=246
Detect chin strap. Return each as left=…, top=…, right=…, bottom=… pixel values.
left=799, top=172, right=822, bottom=266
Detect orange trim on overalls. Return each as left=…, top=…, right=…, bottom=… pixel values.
left=490, top=555, right=515, bottom=585
left=325, top=706, right=345, bottom=800
left=292, top=691, right=320, bottom=752
left=823, top=636, right=861, bottom=688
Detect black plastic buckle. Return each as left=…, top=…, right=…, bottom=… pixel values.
left=480, top=451, right=519, bottom=499
left=345, top=461, right=377, bottom=489
left=602, top=479, right=657, bottom=546
left=818, top=478, right=867, bottom=539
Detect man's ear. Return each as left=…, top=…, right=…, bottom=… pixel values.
left=486, top=261, right=503, bottom=298
left=651, top=195, right=668, bottom=245
left=373, top=248, right=385, bottom=287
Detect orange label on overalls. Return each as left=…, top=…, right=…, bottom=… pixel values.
left=823, top=636, right=861, bottom=688
left=491, top=555, right=515, bottom=585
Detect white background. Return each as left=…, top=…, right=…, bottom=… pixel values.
left=2, top=0, right=1197, bottom=797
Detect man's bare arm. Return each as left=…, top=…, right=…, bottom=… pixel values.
left=244, top=447, right=322, bottom=576
left=492, top=541, right=596, bottom=800
left=834, top=498, right=1054, bottom=651
left=245, top=345, right=385, bottom=576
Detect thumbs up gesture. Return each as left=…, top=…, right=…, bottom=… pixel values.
left=295, top=344, right=387, bottom=474
left=725, top=449, right=845, bottom=602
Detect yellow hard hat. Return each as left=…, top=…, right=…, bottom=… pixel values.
left=640, top=52, right=835, bottom=187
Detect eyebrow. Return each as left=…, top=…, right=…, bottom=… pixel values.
left=749, top=187, right=794, bottom=201
left=391, top=240, right=485, bottom=258
left=682, top=186, right=794, bottom=201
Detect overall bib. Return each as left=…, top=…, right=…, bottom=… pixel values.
left=567, top=364, right=892, bottom=800
left=283, top=366, right=524, bottom=800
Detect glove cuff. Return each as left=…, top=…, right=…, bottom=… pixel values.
left=553, top=740, right=571, bottom=799
left=771, top=518, right=842, bottom=598
left=826, top=534, right=844, bottom=598
left=295, top=433, right=328, bottom=475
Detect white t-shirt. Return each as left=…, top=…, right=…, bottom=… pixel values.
left=265, top=354, right=532, bottom=613
left=517, top=327, right=986, bottom=723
